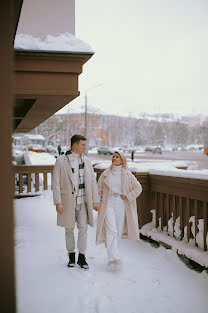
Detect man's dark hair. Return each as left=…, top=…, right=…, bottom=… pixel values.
left=71, top=134, right=86, bottom=147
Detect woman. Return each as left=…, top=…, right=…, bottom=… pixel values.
left=96, top=151, right=142, bottom=269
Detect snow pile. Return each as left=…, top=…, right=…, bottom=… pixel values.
left=14, top=33, right=93, bottom=53
left=94, top=161, right=176, bottom=172
left=195, top=219, right=208, bottom=250
left=190, top=216, right=196, bottom=245
left=95, top=161, right=208, bottom=180
left=28, top=151, right=56, bottom=165
left=174, top=217, right=182, bottom=240
left=141, top=211, right=208, bottom=268
left=167, top=213, right=174, bottom=236
left=150, top=168, right=208, bottom=180
left=184, top=226, right=188, bottom=241
left=13, top=148, right=23, bottom=158
left=94, top=160, right=112, bottom=169
left=150, top=209, right=156, bottom=225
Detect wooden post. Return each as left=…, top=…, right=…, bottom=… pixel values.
left=186, top=198, right=191, bottom=241
left=19, top=174, right=23, bottom=193
left=179, top=196, right=184, bottom=240
left=194, top=199, right=198, bottom=247
left=165, top=194, right=169, bottom=233
left=172, top=196, right=176, bottom=238
left=0, top=1, right=16, bottom=311
left=160, top=193, right=164, bottom=230
left=203, top=202, right=207, bottom=251
left=155, top=192, right=159, bottom=228
left=152, top=192, right=157, bottom=228
left=35, top=173, right=40, bottom=192
left=44, top=173, right=48, bottom=190
left=27, top=173, right=32, bottom=193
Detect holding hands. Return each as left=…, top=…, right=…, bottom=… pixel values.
left=120, top=194, right=127, bottom=200
left=93, top=203, right=101, bottom=211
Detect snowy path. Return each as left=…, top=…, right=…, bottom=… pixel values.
left=15, top=191, right=208, bottom=313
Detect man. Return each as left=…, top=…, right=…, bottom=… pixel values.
left=53, top=134, right=100, bottom=269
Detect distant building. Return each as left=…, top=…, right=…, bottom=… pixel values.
left=32, top=113, right=136, bottom=148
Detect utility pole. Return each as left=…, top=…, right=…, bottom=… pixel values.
left=84, top=83, right=102, bottom=155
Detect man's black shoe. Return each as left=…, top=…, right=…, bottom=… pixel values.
left=67, top=252, right=76, bottom=267
left=77, top=253, right=89, bottom=270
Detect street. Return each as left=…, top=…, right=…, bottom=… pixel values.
left=88, top=150, right=208, bottom=170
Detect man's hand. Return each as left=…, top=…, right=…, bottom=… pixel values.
left=56, top=203, right=64, bottom=215
left=120, top=195, right=127, bottom=200
left=93, top=203, right=100, bottom=211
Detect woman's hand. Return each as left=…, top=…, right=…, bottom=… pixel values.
left=120, top=195, right=127, bottom=200
left=93, top=203, right=101, bottom=211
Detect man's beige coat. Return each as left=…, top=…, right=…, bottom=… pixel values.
left=53, top=154, right=99, bottom=228
left=96, top=166, right=142, bottom=245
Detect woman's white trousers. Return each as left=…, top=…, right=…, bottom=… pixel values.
left=105, top=195, right=125, bottom=263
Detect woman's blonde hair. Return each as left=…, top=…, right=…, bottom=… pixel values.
left=112, top=151, right=128, bottom=169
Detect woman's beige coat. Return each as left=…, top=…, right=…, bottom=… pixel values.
left=53, top=154, right=99, bottom=228
left=96, top=166, right=142, bottom=245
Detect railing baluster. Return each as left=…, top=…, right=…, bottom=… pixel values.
left=19, top=174, right=23, bottom=193
left=44, top=173, right=48, bottom=190
left=169, top=195, right=173, bottom=236
left=186, top=199, right=192, bottom=241
left=156, top=192, right=159, bottom=228
left=27, top=173, right=31, bottom=193
left=179, top=196, right=184, bottom=240
left=165, top=194, right=169, bottom=233
left=172, top=195, right=176, bottom=238
left=194, top=199, right=198, bottom=247
left=35, top=173, right=39, bottom=192
left=160, top=193, right=163, bottom=230
left=203, top=201, right=207, bottom=251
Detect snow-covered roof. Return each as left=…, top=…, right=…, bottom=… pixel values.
left=14, top=33, right=94, bottom=54
left=25, top=134, right=45, bottom=141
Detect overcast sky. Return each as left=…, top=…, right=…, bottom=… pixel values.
left=60, top=0, right=208, bottom=116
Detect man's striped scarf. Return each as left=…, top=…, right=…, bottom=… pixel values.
left=66, top=150, right=85, bottom=209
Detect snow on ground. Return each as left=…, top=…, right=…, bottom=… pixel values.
left=27, top=151, right=56, bottom=165
left=15, top=191, right=208, bottom=313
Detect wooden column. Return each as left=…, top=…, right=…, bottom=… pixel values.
left=0, top=0, right=16, bottom=312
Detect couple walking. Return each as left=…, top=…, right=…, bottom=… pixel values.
left=53, top=134, right=142, bottom=270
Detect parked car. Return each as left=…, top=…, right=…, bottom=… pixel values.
left=97, top=146, right=114, bottom=155
left=121, top=145, right=131, bottom=153
left=145, top=146, right=152, bottom=152
left=152, top=147, right=162, bottom=154
left=28, top=144, right=45, bottom=153
left=46, top=145, right=57, bottom=153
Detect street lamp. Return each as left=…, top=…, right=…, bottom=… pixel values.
left=84, top=83, right=102, bottom=154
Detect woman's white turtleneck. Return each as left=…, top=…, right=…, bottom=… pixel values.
left=109, top=165, right=122, bottom=194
